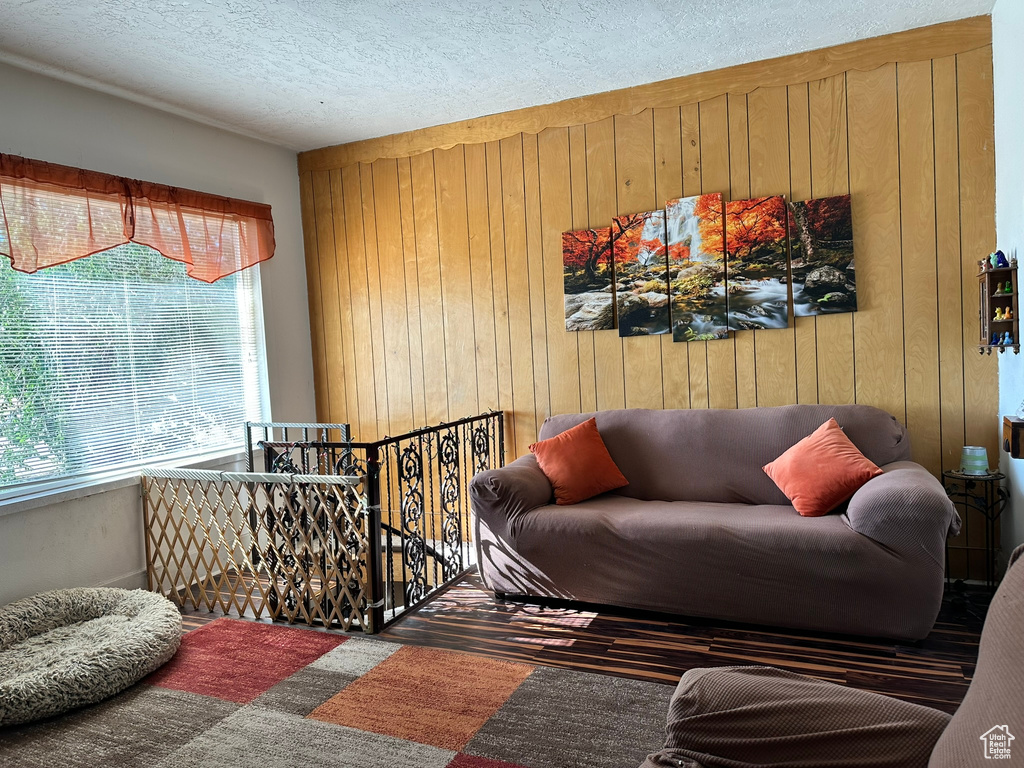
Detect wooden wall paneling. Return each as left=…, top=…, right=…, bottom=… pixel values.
left=357, top=163, right=392, bottom=437
left=747, top=86, right=798, bottom=407
left=569, top=124, right=598, bottom=413
left=296, top=31, right=998, bottom=579
left=729, top=94, right=755, bottom=409
left=932, top=56, right=966, bottom=474
left=957, top=46, right=998, bottom=457
left=848, top=64, right=906, bottom=423
left=328, top=170, right=362, bottom=427
left=298, top=18, right=991, bottom=171
left=680, top=103, right=710, bottom=408
left=699, top=96, right=738, bottom=410
left=523, top=134, right=553, bottom=428
left=434, top=147, right=480, bottom=423
left=932, top=55, right=968, bottom=578
left=370, top=159, right=414, bottom=434
left=499, top=134, right=540, bottom=454
left=654, top=106, right=690, bottom=410
left=396, top=159, right=426, bottom=427
left=401, top=156, right=453, bottom=529
left=299, top=172, right=330, bottom=421
left=538, top=128, right=582, bottom=418
left=311, top=170, right=347, bottom=423
left=569, top=124, right=590, bottom=230
left=614, top=110, right=665, bottom=410
left=957, top=46, right=999, bottom=579
left=408, top=152, right=450, bottom=426
left=464, top=143, right=500, bottom=414
left=808, top=75, right=856, bottom=405
left=787, top=83, right=819, bottom=404
left=897, top=61, right=942, bottom=475
left=585, top=118, right=627, bottom=413
left=485, top=140, right=517, bottom=452
left=339, top=165, right=378, bottom=438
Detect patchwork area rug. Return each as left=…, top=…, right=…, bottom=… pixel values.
left=0, top=618, right=672, bottom=768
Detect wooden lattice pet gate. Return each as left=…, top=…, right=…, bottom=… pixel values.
left=142, top=469, right=378, bottom=632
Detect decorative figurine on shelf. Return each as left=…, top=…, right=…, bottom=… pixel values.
left=995, top=307, right=1005, bottom=322
left=1007, top=308, right=1015, bottom=321
left=997, top=250, right=1010, bottom=268
left=1012, top=254, right=1018, bottom=268
left=996, top=281, right=1004, bottom=293
left=991, top=252, right=1000, bottom=269
left=1006, top=281, right=1015, bottom=294
left=1004, top=331, right=1014, bottom=345
left=993, top=332, right=1002, bottom=345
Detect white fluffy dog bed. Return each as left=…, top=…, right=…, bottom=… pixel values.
left=0, top=587, right=181, bottom=726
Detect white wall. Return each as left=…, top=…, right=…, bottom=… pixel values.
left=994, top=0, right=1024, bottom=561
left=0, top=456, right=245, bottom=605
left=0, top=61, right=314, bottom=605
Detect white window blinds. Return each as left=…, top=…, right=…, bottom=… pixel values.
left=0, top=242, right=268, bottom=492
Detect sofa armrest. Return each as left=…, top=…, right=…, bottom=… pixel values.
left=469, top=454, right=552, bottom=544
left=640, top=666, right=949, bottom=768
left=843, top=461, right=960, bottom=566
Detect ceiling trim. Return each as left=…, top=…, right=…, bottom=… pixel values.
left=298, top=15, right=991, bottom=173
left=0, top=50, right=293, bottom=151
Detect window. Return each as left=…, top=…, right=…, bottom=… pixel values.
left=0, top=242, right=267, bottom=493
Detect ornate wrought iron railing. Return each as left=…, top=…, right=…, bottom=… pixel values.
left=243, top=422, right=351, bottom=473
left=141, top=411, right=504, bottom=633
left=250, top=410, right=504, bottom=629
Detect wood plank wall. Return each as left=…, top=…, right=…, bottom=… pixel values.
left=297, top=20, right=997, bottom=580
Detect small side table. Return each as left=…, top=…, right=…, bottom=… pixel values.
left=942, top=470, right=1008, bottom=591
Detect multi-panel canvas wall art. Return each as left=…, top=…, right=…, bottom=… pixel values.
left=560, top=193, right=857, bottom=337
left=788, top=194, right=856, bottom=315
left=562, top=227, right=615, bottom=331
left=613, top=210, right=671, bottom=337
left=666, top=193, right=729, bottom=342
left=725, top=196, right=790, bottom=330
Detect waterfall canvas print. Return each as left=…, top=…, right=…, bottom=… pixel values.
left=612, top=210, right=671, bottom=337
left=788, top=194, right=856, bottom=315
left=725, top=196, right=791, bottom=330
left=665, top=193, right=729, bottom=341
left=561, top=227, right=615, bottom=331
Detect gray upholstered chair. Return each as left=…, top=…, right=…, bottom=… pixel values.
left=641, top=544, right=1024, bottom=768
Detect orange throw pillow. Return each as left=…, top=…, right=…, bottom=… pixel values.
left=763, top=418, right=883, bottom=517
left=529, top=418, right=628, bottom=505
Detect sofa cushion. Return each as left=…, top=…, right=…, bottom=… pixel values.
left=538, top=404, right=909, bottom=505
left=529, top=417, right=627, bottom=504
left=763, top=417, right=883, bottom=516
left=510, top=494, right=942, bottom=639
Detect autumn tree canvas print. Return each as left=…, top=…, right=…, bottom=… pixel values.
left=788, top=194, right=856, bottom=315
left=612, top=210, right=671, bottom=336
left=665, top=194, right=729, bottom=341
left=724, top=196, right=790, bottom=330
left=562, top=227, right=615, bottom=331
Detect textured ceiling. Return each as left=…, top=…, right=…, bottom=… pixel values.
left=0, top=0, right=995, bottom=152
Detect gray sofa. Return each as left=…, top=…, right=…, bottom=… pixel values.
left=470, top=404, right=960, bottom=640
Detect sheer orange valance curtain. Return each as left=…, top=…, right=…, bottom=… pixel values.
left=0, top=153, right=275, bottom=282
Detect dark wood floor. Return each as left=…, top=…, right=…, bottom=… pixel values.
left=181, top=574, right=988, bottom=715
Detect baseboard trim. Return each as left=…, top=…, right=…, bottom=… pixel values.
left=95, top=569, right=148, bottom=591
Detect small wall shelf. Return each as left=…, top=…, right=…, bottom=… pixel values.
left=979, top=264, right=1019, bottom=355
